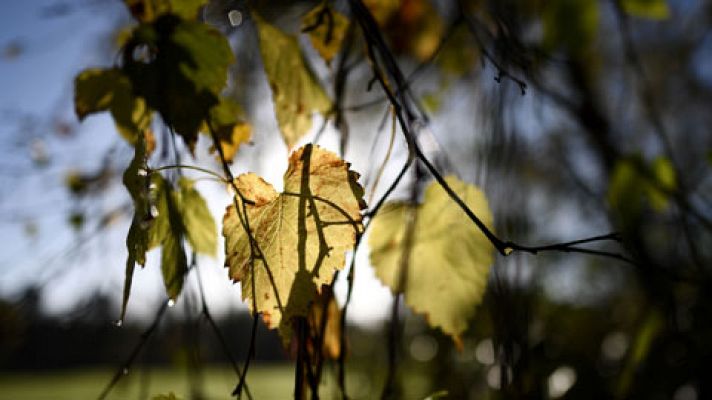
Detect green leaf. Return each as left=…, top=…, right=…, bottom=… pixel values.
left=369, top=176, right=495, bottom=346
left=647, top=156, right=676, bottom=211
left=222, top=145, right=365, bottom=339
left=123, top=16, right=234, bottom=151
left=607, top=156, right=676, bottom=222
left=302, top=4, right=350, bottom=65
left=148, top=174, right=171, bottom=249
left=161, top=216, right=188, bottom=301
left=176, top=177, right=217, bottom=255
left=608, top=158, right=641, bottom=220
left=621, top=0, right=670, bottom=20
left=436, top=25, right=478, bottom=76
left=124, top=0, right=207, bottom=22
left=204, top=97, right=252, bottom=162
left=121, top=136, right=150, bottom=320
left=255, top=16, right=331, bottom=148
left=542, top=0, right=599, bottom=56
left=150, top=174, right=188, bottom=300
left=167, top=0, right=208, bottom=20
left=74, top=68, right=151, bottom=144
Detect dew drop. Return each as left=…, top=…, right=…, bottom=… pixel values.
left=167, top=299, right=176, bottom=308
left=149, top=182, right=157, bottom=190
left=150, top=205, right=159, bottom=218
left=137, top=168, right=148, bottom=176
left=228, top=10, right=242, bottom=27
left=112, top=319, right=123, bottom=327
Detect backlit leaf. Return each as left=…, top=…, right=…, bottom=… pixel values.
left=302, top=4, right=349, bottom=65
left=74, top=68, right=151, bottom=144
left=148, top=174, right=171, bottom=249
left=363, top=0, right=401, bottom=26
left=121, top=136, right=151, bottom=320
left=369, top=176, right=495, bottom=345
left=176, top=177, right=217, bottom=255
left=222, top=144, right=364, bottom=339
left=204, top=97, right=252, bottom=162
left=152, top=174, right=188, bottom=300
left=123, top=16, right=234, bottom=151
left=437, top=25, right=478, bottom=76
left=542, top=0, right=599, bottom=56
left=124, top=0, right=207, bottom=22
left=621, top=0, right=670, bottom=20
left=648, top=156, right=676, bottom=211
left=255, top=17, right=331, bottom=148
left=608, top=156, right=676, bottom=223
left=161, top=216, right=188, bottom=301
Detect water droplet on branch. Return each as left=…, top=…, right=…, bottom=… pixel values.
left=228, top=10, right=242, bottom=27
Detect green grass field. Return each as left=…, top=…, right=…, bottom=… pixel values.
left=0, top=365, right=295, bottom=400
left=0, top=364, right=433, bottom=399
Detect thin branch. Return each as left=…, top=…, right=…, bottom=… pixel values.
left=194, top=255, right=253, bottom=400
left=348, top=0, right=633, bottom=266
left=152, top=164, right=227, bottom=182
left=97, top=300, right=169, bottom=400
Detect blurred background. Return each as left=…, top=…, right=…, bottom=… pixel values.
left=1, top=0, right=712, bottom=399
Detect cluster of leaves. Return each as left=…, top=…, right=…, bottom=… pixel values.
left=74, top=0, right=498, bottom=372
left=63, top=0, right=712, bottom=399
left=73, top=0, right=682, bottom=396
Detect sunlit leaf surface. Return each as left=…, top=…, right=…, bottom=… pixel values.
left=74, top=68, right=151, bottom=144
left=621, top=0, right=670, bottom=19
left=255, top=17, right=331, bottom=148
left=369, top=176, right=495, bottom=345
left=124, top=16, right=233, bottom=151
left=176, top=177, right=217, bottom=256
left=223, top=145, right=364, bottom=338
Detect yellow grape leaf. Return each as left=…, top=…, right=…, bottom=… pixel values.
left=621, top=0, right=670, bottom=19
left=302, top=4, right=350, bottom=65
left=255, top=17, right=331, bottom=148
left=223, top=144, right=364, bottom=338
left=74, top=68, right=151, bottom=144
left=369, top=176, right=495, bottom=346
